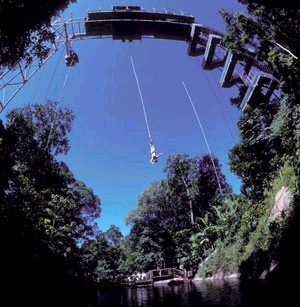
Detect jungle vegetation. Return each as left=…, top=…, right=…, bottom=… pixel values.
left=0, top=0, right=300, bottom=304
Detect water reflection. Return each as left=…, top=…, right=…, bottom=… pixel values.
left=88, top=276, right=300, bottom=307
left=95, top=278, right=242, bottom=306
left=193, top=279, right=242, bottom=306
left=127, top=286, right=153, bottom=306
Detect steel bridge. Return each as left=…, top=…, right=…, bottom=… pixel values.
left=0, top=5, right=279, bottom=114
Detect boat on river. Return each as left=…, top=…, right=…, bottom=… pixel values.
left=167, top=277, right=185, bottom=286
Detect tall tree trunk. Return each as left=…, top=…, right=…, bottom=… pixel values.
left=182, top=179, right=195, bottom=226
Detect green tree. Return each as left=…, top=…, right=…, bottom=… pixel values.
left=4, top=101, right=101, bottom=247
left=207, top=3, right=300, bottom=282
left=0, top=0, right=76, bottom=69
left=79, top=231, right=125, bottom=284
left=0, top=101, right=101, bottom=302
left=124, top=154, right=232, bottom=272
left=164, top=154, right=231, bottom=226
left=124, top=181, right=171, bottom=271
left=220, top=6, right=300, bottom=101
left=105, top=224, right=124, bottom=246
left=0, top=120, right=15, bottom=199
left=229, top=99, right=283, bottom=202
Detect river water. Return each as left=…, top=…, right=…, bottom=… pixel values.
left=83, top=278, right=297, bottom=306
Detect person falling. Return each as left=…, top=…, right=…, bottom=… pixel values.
left=149, top=140, right=163, bottom=165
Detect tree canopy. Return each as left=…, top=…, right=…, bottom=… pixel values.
left=0, top=0, right=76, bottom=69
left=122, top=154, right=232, bottom=272
left=220, top=5, right=300, bottom=102
left=1, top=1, right=300, bottom=299
left=0, top=100, right=101, bottom=304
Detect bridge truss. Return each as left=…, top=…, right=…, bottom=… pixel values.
left=0, top=5, right=279, bottom=114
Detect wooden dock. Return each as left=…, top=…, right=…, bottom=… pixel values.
left=133, top=267, right=191, bottom=287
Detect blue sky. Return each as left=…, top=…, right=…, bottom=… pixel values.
left=2, top=0, right=247, bottom=236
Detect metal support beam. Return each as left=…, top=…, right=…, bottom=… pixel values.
left=219, top=50, right=239, bottom=87
left=0, top=17, right=86, bottom=114
left=0, top=7, right=279, bottom=114
left=240, top=72, right=279, bottom=110
left=187, top=23, right=204, bottom=56
left=202, top=34, right=222, bottom=69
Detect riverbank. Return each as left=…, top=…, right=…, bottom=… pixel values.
left=193, top=273, right=240, bottom=282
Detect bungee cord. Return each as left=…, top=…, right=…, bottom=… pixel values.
left=46, top=65, right=71, bottom=151
left=182, top=80, right=223, bottom=195
left=130, top=56, right=162, bottom=164
left=43, top=49, right=64, bottom=102
left=202, top=69, right=236, bottom=142
left=130, top=57, right=162, bottom=164
left=130, top=56, right=152, bottom=140
left=193, top=57, right=236, bottom=143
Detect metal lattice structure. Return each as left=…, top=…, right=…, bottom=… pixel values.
left=0, top=16, right=87, bottom=113
left=0, top=5, right=279, bottom=114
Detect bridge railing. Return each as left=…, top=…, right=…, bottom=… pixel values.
left=0, top=8, right=279, bottom=114
left=146, top=267, right=187, bottom=280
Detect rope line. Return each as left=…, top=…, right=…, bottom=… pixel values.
left=46, top=66, right=71, bottom=150
left=182, top=80, right=223, bottom=195
left=43, top=49, right=64, bottom=102
left=130, top=56, right=152, bottom=140
left=202, top=69, right=236, bottom=142
left=193, top=57, right=236, bottom=142
left=59, top=67, right=71, bottom=101
left=32, top=64, right=45, bottom=103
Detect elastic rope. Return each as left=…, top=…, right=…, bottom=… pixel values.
left=182, top=80, right=223, bottom=195
left=130, top=56, right=152, bottom=140
left=46, top=66, right=71, bottom=150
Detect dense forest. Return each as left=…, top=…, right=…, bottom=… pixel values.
left=1, top=0, right=300, bottom=305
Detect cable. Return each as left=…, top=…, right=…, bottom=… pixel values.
left=203, top=69, right=236, bottom=141
left=32, top=64, right=45, bottom=103
left=194, top=57, right=236, bottom=142
left=275, top=42, right=298, bottom=60
left=43, top=49, right=64, bottom=102
left=182, top=80, right=223, bottom=195
left=130, top=56, right=152, bottom=140
left=46, top=66, right=71, bottom=151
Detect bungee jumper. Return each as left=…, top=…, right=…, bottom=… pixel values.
left=149, top=137, right=163, bottom=165
left=65, top=41, right=79, bottom=67
left=65, top=50, right=79, bottom=66
left=130, top=56, right=163, bottom=165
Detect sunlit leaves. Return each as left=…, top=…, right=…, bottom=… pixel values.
left=221, top=5, right=300, bottom=101
left=0, top=101, right=102, bottom=290
left=79, top=230, right=125, bottom=283
left=123, top=154, right=232, bottom=272
left=105, top=224, right=124, bottom=247
left=6, top=100, right=75, bottom=156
